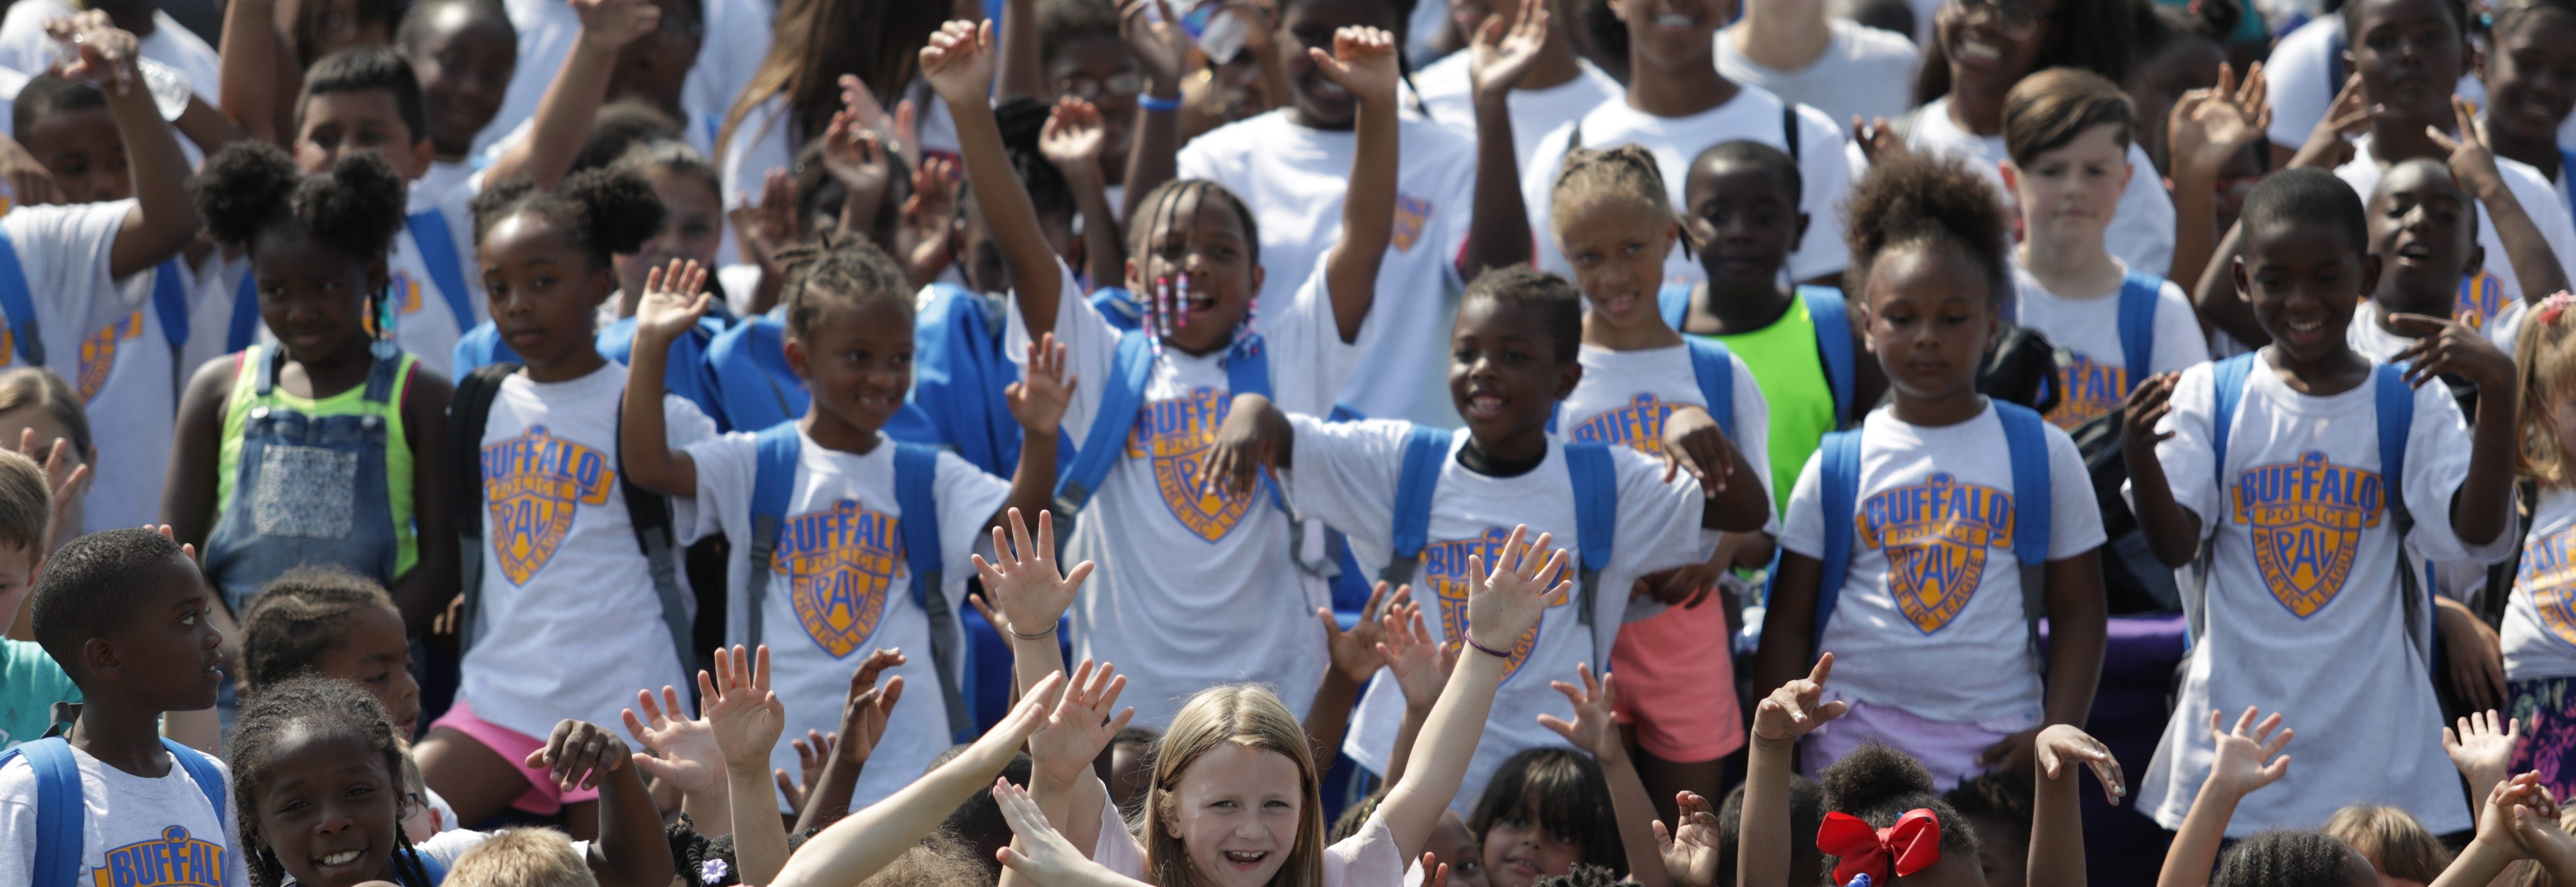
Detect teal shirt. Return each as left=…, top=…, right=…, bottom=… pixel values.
left=0, top=638, right=76, bottom=749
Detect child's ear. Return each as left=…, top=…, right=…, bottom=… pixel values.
left=1791, top=210, right=1810, bottom=254
left=589, top=266, right=618, bottom=307
left=1553, top=354, right=1583, bottom=400
left=783, top=335, right=812, bottom=382
left=406, top=137, right=435, bottom=181
left=2118, top=157, right=2134, bottom=194
left=2464, top=242, right=2487, bottom=279
left=1855, top=299, right=1877, bottom=354
left=1250, top=263, right=1265, bottom=297
left=2231, top=255, right=2251, bottom=304
left=81, top=637, right=115, bottom=681
left=2359, top=252, right=2385, bottom=299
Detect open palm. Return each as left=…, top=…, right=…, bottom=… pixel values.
left=702, top=644, right=787, bottom=771
left=623, top=685, right=723, bottom=794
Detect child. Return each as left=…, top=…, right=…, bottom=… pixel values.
left=4, top=20, right=201, bottom=536
left=237, top=567, right=422, bottom=737
left=294, top=0, right=397, bottom=68
left=1522, top=0, right=1853, bottom=292
left=1034, top=0, right=1140, bottom=213
left=2502, top=298, right=2576, bottom=801
left=2124, top=168, right=2521, bottom=836
left=447, top=828, right=598, bottom=887
left=0, top=448, right=70, bottom=749
left=0, top=0, right=221, bottom=111
left=0, top=529, right=237, bottom=886
left=2350, top=128, right=2568, bottom=352
left=163, top=142, right=456, bottom=635
left=592, top=142, right=728, bottom=422
left=1714, top=0, right=1921, bottom=129
left=2322, top=804, right=2452, bottom=884
left=1896, top=0, right=2173, bottom=278
left=949, top=13, right=1397, bottom=726
left=418, top=168, right=714, bottom=835
left=229, top=675, right=673, bottom=887
left=715, top=0, right=950, bottom=212
left=396, top=0, right=518, bottom=200
left=619, top=239, right=1068, bottom=812
left=1945, top=769, right=2033, bottom=887
left=1207, top=266, right=1772, bottom=805
left=1753, top=152, right=2107, bottom=789
left=1999, top=68, right=2208, bottom=431
left=2476, top=0, right=2576, bottom=212
left=1415, top=0, right=1623, bottom=164
left=1539, top=141, right=1775, bottom=816
left=2130, top=0, right=2243, bottom=179
left=1467, top=745, right=1628, bottom=886
left=0, top=369, right=90, bottom=572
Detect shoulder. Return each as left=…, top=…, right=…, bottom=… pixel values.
left=1178, top=110, right=1285, bottom=159
left=2496, top=155, right=2563, bottom=203
left=183, top=352, right=244, bottom=406
left=1790, top=100, right=1849, bottom=147
left=1834, top=20, right=1920, bottom=64
left=2272, top=14, right=2341, bottom=57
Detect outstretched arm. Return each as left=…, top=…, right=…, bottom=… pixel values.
left=2387, top=312, right=2518, bottom=547
left=483, top=0, right=659, bottom=190
left=703, top=645, right=792, bottom=886
left=791, top=650, right=908, bottom=834
left=927, top=19, right=1066, bottom=329
left=525, top=720, right=676, bottom=887
left=1114, top=0, right=1186, bottom=224
left=2156, top=708, right=2292, bottom=887
left=995, top=336, right=1071, bottom=531
left=1039, top=98, right=1129, bottom=285
left=1460, top=0, right=1547, bottom=283
left=2028, top=726, right=2125, bottom=887
left=617, top=260, right=713, bottom=497
left=1317, top=26, right=1403, bottom=342
left=1536, top=665, right=1669, bottom=887
left=1738, top=655, right=1850, bottom=887
left=217, top=0, right=282, bottom=145
left=2432, top=96, right=2569, bottom=304
left=2165, top=63, right=2267, bottom=316
left=54, top=14, right=198, bottom=278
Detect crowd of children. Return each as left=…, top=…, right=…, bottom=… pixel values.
left=22, top=0, right=2576, bottom=882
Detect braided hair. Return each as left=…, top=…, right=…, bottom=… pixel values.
left=776, top=230, right=914, bottom=342
left=230, top=676, right=433, bottom=887
left=1125, top=179, right=1263, bottom=357
left=237, top=567, right=398, bottom=692
left=1550, top=143, right=1674, bottom=237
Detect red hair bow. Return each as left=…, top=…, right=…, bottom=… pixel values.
left=2537, top=291, right=2576, bottom=326
left=1817, top=810, right=1942, bottom=884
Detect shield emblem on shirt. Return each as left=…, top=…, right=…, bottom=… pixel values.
left=2458, top=271, right=2507, bottom=331
left=2522, top=529, right=2576, bottom=646
left=1857, top=473, right=2014, bottom=635
left=76, top=310, right=142, bottom=402
left=483, top=425, right=618, bottom=586
left=1424, top=528, right=1570, bottom=682
left=775, top=501, right=900, bottom=658
left=1128, top=388, right=1253, bottom=542
left=1391, top=194, right=1433, bottom=252
left=1883, top=535, right=1988, bottom=635
left=2236, top=452, right=2381, bottom=618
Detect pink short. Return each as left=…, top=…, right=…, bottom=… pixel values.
left=430, top=699, right=601, bottom=815
left=1609, top=600, right=1743, bottom=763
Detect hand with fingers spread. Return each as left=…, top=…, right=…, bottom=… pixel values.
left=2035, top=724, right=2127, bottom=805
left=1467, top=0, right=1549, bottom=107
left=526, top=719, right=636, bottom=792
left=920, top=20, right=1000, bottom=105
left=1027, top=659, right=1138, bottom=791
left=2203, top=706, right=2293, bottom=800
left=820, top=109, right=894, bottom=213
left=730, top=170, right=800, bottom=281
left=1416, top=854, right=1451, bottom=887
left=2445, top=710, right=2523, bottom=791
left=1040, top=97, right=1108, bottom=183
left=2430, top=95, right=2512, bottom=201
left=972, top=508, right=1093, bottom=639
left=1323, top=581, right=1395, bottom=683
left=1313, top=26, right=1401, bottom=113
left=1465, top=525, right=1567, bottom=657
left=993, top=778, right=1156, bottom=887
left=1200, top=394, right=1286, bottom=499
left=2390, top=312, right=2517, bottom=394
left=2167, top=62, right=2270, bottom=177
left=898, top=156, right=959, bottom=285
left=1007, top=335, right=1075, bottom=437
left=836, top=75, right=921, bottom=171
left=1655, top=791, right=1723, bottom=887
left=1657, top=405, right=1740, bottom=498
left=2121, top=372, right=2181, bottom=453
left=1118, top=0, right=1193, bottom=94
left=702, top=644, right=789, bottom=772
left=1377, top=590, right=1454, bottom=712
left=2291, top=73, right=2371, bottom=170
left=635, top=258, right=714, bottom=348
left=1536, top=663, right=1626, bottom=764
left=778, top=730, right=833, bottom=811
left=829, top=649, right=908, bottom=767
left=623, top=685, right=724, bottom=797
left=17, top=427, right=86, bottom=556
left=1751, top=654, right=1850, bottom=748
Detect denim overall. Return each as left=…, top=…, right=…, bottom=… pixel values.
left=203, top=345, right=413, bottom=615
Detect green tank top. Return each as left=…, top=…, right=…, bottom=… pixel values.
left=1696, top=295, right=1835, bottom=515
left=215, top=346, right=419, bottom=575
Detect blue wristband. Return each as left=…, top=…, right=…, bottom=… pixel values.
left=1140, top=94, right=1183, bottom=113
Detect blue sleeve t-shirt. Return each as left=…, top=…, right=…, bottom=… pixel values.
left=0, top=638, right=76, bottom=750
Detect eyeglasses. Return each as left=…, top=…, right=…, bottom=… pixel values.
left=1059, top=72, right=1147, bottom=101
left=1951, top=0, right=2048, bottom=40
left=652, top=14, right=703, bottom=42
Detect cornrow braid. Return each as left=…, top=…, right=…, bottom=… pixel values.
left=1124, top=179, right=1265, bottom=359
left=233, top=676, right=434, bottom=887
left=775, top=229, right=914, bottom=341
left=1549, top=143, right=1680, bottom=253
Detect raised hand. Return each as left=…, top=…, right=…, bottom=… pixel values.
left=700, top=644, right=788, bottom=772
left=2430, top=95, right=2511, bottom=201
left=1535, top=663, right=1623, bottom=763
left=776, top=731, right=833, bottom=810
left=1852, top=115, right=1908, bottom=164
left=836, top=75, right=922, bottom=171
left=1118, top=0, right=1192, bottom=91
left=571, top=0, right=660, bottom=52
left=2034, top=724, right=2127, bottom=805
left=1311, top=26, right=1401, bottom=111
left=2203, top=706, right=2293, bottom=800
left=1467, top=0, right=1549, bottom=106
left=622, top=684, right=723, bottom=796
left=1750, top=653, right=1849, bottom=746
left=1039, top=97, right=1108, bottom=182
left=820, top=109, right=894, bottom=207
left=636, top=258, right=713, bottom=346
left=1657, top=406, right=1737, bottom=496
left=1027, top=659, right=1137, bottom=789
left=828, top=649, right=907, bottom=767
left=1654, top=791, right=1723, bottom=887
left=729, top=170, right=800, bottom=277
left=1005, top=335, right=1075, bottom=437
left=971, top=508, right=1093, bottom=637
left=897, top=156, right=959, bottom=285
left=2392, top=312, right=2518, bottom=393
left=2474, top=770, right=2555, bottom=858
left=2167, top=61, right=2270, bottom=176
left=16, top=427, right=86, bottom=557
left=1321, top=581, right=1394, bottom=683
left=526, top=719, right=634, bottom=792
left=44, top=13, right=134, bottom=95
left=919, top=19, right=998, bottom=105
left=2121, top=372, right=2180, bottom=452
left=1465, top=525, right=1567, bottom=657
left=993, top=778, right=1156, bottom=887
left=2504, top=775, right=2576, bottom=871
left=2444, top=710, right=2523, bottom=785
left=2290, top=73, right=2369, bottom=171
left=1377, top=589, right=1454, bottom=711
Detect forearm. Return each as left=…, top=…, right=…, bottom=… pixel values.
left=1382, top=702, right=1430, bottom=787
left=1462, top=94, right=1532, bottom=283
left=1328, top=100, right=1399, bottom=332
left=955, top=95, right=1065, bottom=326
left=2156, top=781, right=2240, bottom=887
left=174, top=94, right=244, bottom=155
left=793, top=750, right=866, bottom=834
left=594, top=769, right=682, bottom=887
left=1118, top=88, right=1179, bottom=223
left=771, top=742, right=1022, bottom=887
left=618, top=343, right=695, bottom=495
left=2026, top=745, right=2088, bottom=887
left=1735, top=735, right=1795, bottom=887
left=997, top=0, right=1044, bottom=100
left=386, top=546, right=457, bottom=637
left=1067, top=169, right=1126, bottom=285
left=107, top=82, right=197, bottom=278
left=2194, top=223, right=2267, bottom=347
left=2041, top=558, right=2105, bottom=729
left=682, top=778, right=733, bottom=839
left=1600, top=751, right=1673, bottom=887
left=486, top=41, right=619, bottom=191
left=217, top=0, right=279, bottom=144
left=1750, top=572, right=1816, bottom=702
left=2474, top=179, right=2569, bottom=304
left=2432, top=839, right=2519, bottom=887
left=994, top=430, right=1060, bottom=532
left=2453, top=389, right=2519, bottom=546
left=2125, top=447, right=2203, bottom=567
left=1381, top=651, right=1507, bottom=860
left=1698, top=447, right=1771, bottom=532
left=1302, top=669, right=1359, bottom=765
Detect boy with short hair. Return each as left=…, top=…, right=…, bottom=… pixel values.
left=0, top=448, right=70, bottom=750
left=397, top=0, right=519, bottom=200
left=446, top=827, right=599, bottom=887
left=0, top=528, right=239, bottom=886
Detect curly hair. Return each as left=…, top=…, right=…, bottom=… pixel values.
left=2212, top=830, right=2370, bottom=887
left=775, top=231, right=914, bottom=341
left=193, top=141, right=407, bottom=260
left=1842, top=151, right=2012, bottom=307
left=1817, top=743, right=1984, bottom=882
left=229, top=676, right=430, bottom=887
left=471, top=167, right=664, bottom=268
left=1458, top=267, right=1584, bottom=363
left=237, top=567, right=398, bottom=692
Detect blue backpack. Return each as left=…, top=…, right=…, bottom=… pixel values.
left=909, top=285, right=1036, bottom=477
left=0, top=736, right=234, bottom=887
left=1052, top=330, right=1277, bottom=528
left=1775, top=401, right=2057, bottom=664
left=1380, top=428, right=1620, bottom=669
left=2108, top=270, right=2163, bottom=389
left=1659, top=285, right=1854, bottom=424
left=0, top=230, right=190, bottom=373
left=233, top=210, right=475, bottom=355
left=598, top=315, right=732, bottom=431
left=742, top=425, right=975, bottom=742
left=1088, top=287, right=1142, bottom=332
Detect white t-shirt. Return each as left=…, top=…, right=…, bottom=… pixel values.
left=1713, top=21, right=1921, bottom=133
left=1288, top=419, right=1725, bottom=808
left=1178, top=108, right=1477, bottom=424
left=1412, top=53, right=1623, bottom=165
left=2132, top=356, right=2508, bottom=835
left=1553, top=343, right=1777, bottom=510
left=2336, top=139, right=2576, bottom=317
left=1525, top=86, right=1854, bottom=286
left=1004, top=261, right=1349, bottom=728
left=2263, top=15, right=2491, bottom=154
left=1904, top=97, right=2176, bottom=278
left=2008, top=262, right=2209, bottom=429
left=679, top=429, right=1007, bottom=811
left=0, top=201, right=175, bottom=533
left=2505, top=486, right=2576, bottom=681
left=721, top=87, right=959, bottom=214
left=1092, top=796, right=1407, bottom=887
left=180, top=252, right=245, bottom=381
left=2348, top=295, right=2527, bottom=361
left=462, top=361, right=714, bottom=741
left=1778, top=402, right=2104, bottom=726
left=0, top=3, right=220, bottom=112
left=0, top=745, right=250, bottom=887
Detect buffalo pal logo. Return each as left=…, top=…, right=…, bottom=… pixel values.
left=482, top=425, right=618, bottom=584
left=2458, top=271, right=2507, bottom=331
left=2045, top=353, right=2127, bottom=430
left=392, top=269, right=424, bottom=316
left=2232, top=451, right=2384, bottom=618
left=1569, top=393, right=1673, bottom=454
left=91, top=826, right=225, bottom=887
left=1391, top=193, right=1433, bottom=252
left=1856, top=473, right=2015, bottom=634
left=77, top=310, right=144, bottom=402
left=1421, top=527, right=1571, bottom=681
left=773, top=500, right=902, bottom=657
left=2521, top=527, right=2576, bottom=646
left=1126, top=387, right=1252, bottom=542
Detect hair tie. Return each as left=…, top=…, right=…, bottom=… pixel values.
left=2539, top=291, right=2576, bottom=326
left=1818, top=810, right=1942, bottom=884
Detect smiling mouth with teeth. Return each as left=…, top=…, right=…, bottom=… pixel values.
left=1223, top=851, right=1268, bottom=864
left=319, top=850, right=363, bottom=866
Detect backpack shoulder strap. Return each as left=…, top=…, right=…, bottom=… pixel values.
left=742, top=422, right=801, bottom=648
left=2559, top=149, right=2576, bottom=223
left=1658, top=284, right=1693, bottom=331
left=893, top=441, right=975, bottom=740
left=1800, top=287, right=1855, bottom=424
left=153, top=258, right=190, bottom=351
left=2210, top=353, right=2260, bottom=473
left=1564, top=440, right=1619, bottom=671
left=1683, top=338, right=1737, bottom=441
left=614, top=393, right=698, bottom=679
left=1804, top=428, right=1865, bottom=655
left=1994, top=401, right=2055, bottom=661
left=1055, top=330, right=1157, bottom=519
left=0, top=227, right=46, bottom=366
left=1782, top=101, right=1801, bottom=163
left=9, top=737, right=81, bottom=887
left=160, top=738, right=227, bottom=832
left=405, top=209, right=478, bottom=336
left=1383, top=426, right=1454, bottom=586
left=2377, top=361, right=2414, bottom=521
left=449, top=361, right=517, bottom=653
left=2117, top=270, right=2163, bottom=390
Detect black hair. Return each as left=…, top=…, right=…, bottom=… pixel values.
left=1037, top=0, right=1124, bottom=68
left=236, top=567, right=398, bottom=692
left=776, top=231, right=915, bottom=340
left=1843, top=151, right=2012, bottom=305
left=939, top=752, right=1032, bottom=882
left=2492, top=0, right=2576, bottom=43
left=470, top=167, right=665, bottom=268
left=2242, top=167, right=2370, bottom=256
left=1944, top=768, right=2036, bottom=851
left=1459, top=267, right=1584, bottom=363
left=1716, top=777, right=1825, bottom=887
left=1469, top=747, right=1626, bottom=878
left=994, top=96, right=1075, bottom=226
left=1530, top=864, right=1633, bottom=887
left=2378, top=156, right=2481, bottom=241
left=667, top=818, right=821, bottom=886
left=193, top=140, right=407, bottom=260
left=294, top=0, right=399, bottom=68
left=2137, top=0, right=2242, bottom=58
left=28, top=528, right=185, bottom=680
left=299, top=46, right=431, bottom=146
left=1330, top=792, right=1388, bottom=843
left=395, top=0, right=515, bottom=53
left=2212, top=830, right=2369, bottom=887
left=2344, top=0, right=2473, bottom=41
left=1577, top=0, right=1630, bottom=82
left=570, top=101, right=685, bottom=175
left=1817, top=743, right=1985, bottom=882
left=12, top=75, right=105, bottom=139
left=1915, top=0, right=2135, bottom=106
left=1126, top=179, right=1262, bottom=269
left=1691, top=140, right=1805, bottom=207
left=229, top=675, right=431, bottom=887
